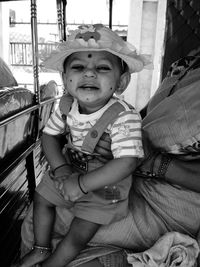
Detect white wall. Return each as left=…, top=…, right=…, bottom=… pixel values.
left=0, top=3, right=10, bottom=63
left=123, top=0, right=167, bottom=110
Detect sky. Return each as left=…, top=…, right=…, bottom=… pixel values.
left=10, top=0, right=130, bottom=26
left=7, top=0, right=130, bottom=43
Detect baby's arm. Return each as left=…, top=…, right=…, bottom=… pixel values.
left=42, top=133, right=72, bottom=178
left=62, top=157, right=138, bottom=201
left=80, top=156, right=137, bottom=192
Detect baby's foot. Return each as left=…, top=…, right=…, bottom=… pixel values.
left=12, top=246, right=51, bottom=267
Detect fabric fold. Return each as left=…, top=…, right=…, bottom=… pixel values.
left=127, top=232, right=199, bottom=267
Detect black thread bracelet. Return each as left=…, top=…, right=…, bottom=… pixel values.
left=78, top=174, right=88, bottom=194
left=53, top=164, right=68, bottom=175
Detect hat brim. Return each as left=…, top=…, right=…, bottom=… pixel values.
left=43, top=47, right=150, bottom=74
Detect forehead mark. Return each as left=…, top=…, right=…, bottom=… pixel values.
left=88, top=53, right=92, bottom=58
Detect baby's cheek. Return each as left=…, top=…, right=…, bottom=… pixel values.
left=67, top=78, right=74, bottom=88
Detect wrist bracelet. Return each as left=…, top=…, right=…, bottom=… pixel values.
left=78, top=174, right=88, bottom=194
left=53, top=164, right=68, bottom=174
left=32, top=245, right=51, bottom=254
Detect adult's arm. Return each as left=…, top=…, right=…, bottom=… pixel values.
left=82, top=157, right=137, bottom=192
left=95, top=130, right=200, bottom=192
left=164, top=156, right=200, bottom=192
left=137, top=149, right=200, bottom=193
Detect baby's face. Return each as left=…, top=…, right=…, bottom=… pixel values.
left=63, top=51, right=122, bottom=114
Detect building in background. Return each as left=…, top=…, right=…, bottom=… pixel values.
left=0, top=0, right=167, bottom=110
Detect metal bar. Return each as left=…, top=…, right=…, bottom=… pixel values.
left=26, top=152, right=36, bottom=200
left=0, top=95, right=61, bottom=128
left=12, top=21, right=128, bottom=27
left=56, top=0, right=67, bottom=41
left=56, top=0, right=63, bottom=42
left=0, top=105, right=39, bottom=127
left=109, top=0, right=113, bottom=29
left=30, top=0, right=40, bottom=104
left=62, top=0, right=67, bottom=41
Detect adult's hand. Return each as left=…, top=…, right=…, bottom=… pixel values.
left=137, top=146, right=200, bottom=193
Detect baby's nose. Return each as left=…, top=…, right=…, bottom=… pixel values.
left=83, top=68, right=97, bottom=78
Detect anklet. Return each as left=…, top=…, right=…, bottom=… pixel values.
left=32, top=245, right=51, bottom=254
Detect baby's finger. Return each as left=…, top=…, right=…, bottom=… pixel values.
left=64, top=193, right=70, bottom=201
left=54, top=181, right=60, bottom=189
left=58, top=182, right=64, bottom=191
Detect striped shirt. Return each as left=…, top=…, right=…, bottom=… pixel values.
left=43, top=97, right=144, bottom=159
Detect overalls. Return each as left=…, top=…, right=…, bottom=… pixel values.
left=56, top=94, right=133, bottom=224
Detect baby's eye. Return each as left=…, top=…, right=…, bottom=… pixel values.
left=96, top=65, right=111, bottom=72
left=71, top=65, right=85, bottom=71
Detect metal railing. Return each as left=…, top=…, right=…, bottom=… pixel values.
left=10, top=42, right=57, bottom=66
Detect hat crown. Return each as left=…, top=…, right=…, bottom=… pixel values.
left=75, top=24, right=101, bottom=42
left=67, top=24, right=127, bottom=52
left=43, top=24, right=153, bottom=73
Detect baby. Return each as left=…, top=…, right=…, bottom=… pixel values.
left=15, top=24, right=151, bottom=267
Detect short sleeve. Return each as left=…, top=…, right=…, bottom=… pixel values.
left=110, top=109, right=144, bottom=159
left=43, top=105, right=65, bottom=135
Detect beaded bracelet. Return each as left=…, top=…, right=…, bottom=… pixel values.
left=32, top=245, right=51, bottom=254
left=78, top=174, right=88, bottom=194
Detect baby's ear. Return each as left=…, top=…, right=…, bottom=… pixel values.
left=62, top=72, right=68, bottom=90
left=62, top=72, right=66, bottom=84
left=115, top=72, right=131, bottom=95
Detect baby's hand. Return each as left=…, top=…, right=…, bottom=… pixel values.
left=50, top=163, right=72, bottom=185
left=62, top=173, right=85, bottom=202
left=53, top=164, right=72, bottom=178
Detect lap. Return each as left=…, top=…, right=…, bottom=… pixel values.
left=36, top=171, right=131, bottom=224
left=21, top=177, right=200, bottom=264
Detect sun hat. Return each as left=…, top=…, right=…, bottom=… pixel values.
left=43, top=24, right=152, bottom=74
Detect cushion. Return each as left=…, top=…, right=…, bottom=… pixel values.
left=0, top=57, right=18, bottom=88
left=142, top=56, right=200, bottom=156
left=0, top=87, right=34, bottom=120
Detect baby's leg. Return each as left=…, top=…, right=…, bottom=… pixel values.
left=42, top=217, right=100, bottom=267
left=15, top=192, right=55, bottom=267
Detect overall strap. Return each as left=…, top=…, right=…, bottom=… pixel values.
left=59, top=93, right=74, bottom=119
left=59, top=94, right=74, bottom=134
left=81, top=102, right=125, bottom=154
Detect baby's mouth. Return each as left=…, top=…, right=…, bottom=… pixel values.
left=79, top=84, right=99, bottom=90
